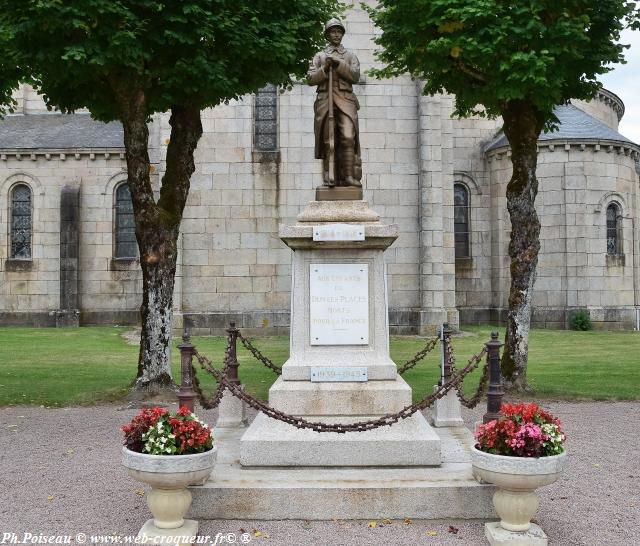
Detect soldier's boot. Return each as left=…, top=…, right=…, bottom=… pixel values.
left=341, top=148, right=360, bottom=187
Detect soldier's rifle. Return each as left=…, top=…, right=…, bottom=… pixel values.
left=327, top=57, right=335, bottom=186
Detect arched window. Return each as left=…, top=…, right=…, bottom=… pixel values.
left=454, top=183, right=470, bottom=259
left=114, top=183, right=137, bottom=258
left=10, top=183, right=32, bottom=259
left=254, top=84, right=278, bottom=151
left=606, top=203, right=621, bottom=255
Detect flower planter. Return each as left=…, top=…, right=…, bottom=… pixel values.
left=471, top=446, right=567, bottom=536
left=122, top=446, right=217, bottom=540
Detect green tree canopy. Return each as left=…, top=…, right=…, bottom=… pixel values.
left=0, top=21, right=21, bottom=115
left=6, top=0, right=339, bottom=120
left=368, top=0, right=638, bottom=126
left=368, top=0, right=639, bottom=390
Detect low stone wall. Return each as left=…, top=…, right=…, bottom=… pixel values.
left=459, top=306, right=638, bottom=330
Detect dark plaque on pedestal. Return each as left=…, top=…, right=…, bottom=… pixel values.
left=315, top=186, right=363, bottom=201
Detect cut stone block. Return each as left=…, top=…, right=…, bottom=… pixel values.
left=485, top=522, right=548, bottom=546
left=268, top=375, right=412, bottom=416
left=432, top=388, right=465, bottom=427
left=240, top=411, right=441, bottom=467
left=191, top=426, right=496, bottom=520
left=215, top=389, right=248, bottom=429
left=138, top=519, right=198, bottom=546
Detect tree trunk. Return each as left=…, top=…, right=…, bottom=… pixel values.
left=499, top=100, right=545, bottom=392
left=118, top=89, right=202, bottom=398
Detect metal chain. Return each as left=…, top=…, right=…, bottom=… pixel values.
left=397, top=336, right=439, bottom=375
left=238, top=331, right=439, bottom=377
left=456, top=359, right=489, bottom=408
left=190, top=333, right=233, bottom=410
left=446, top=342, right=490, bottom=409
left=237, top=332, right=283, bottom=375
left=192, top=345, right=487, bottom=433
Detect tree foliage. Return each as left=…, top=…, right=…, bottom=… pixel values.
left=368, top=0, right=638, bottom=390
left=5, top=0, right=341, bottom=120
left=0, top=19, right=21, bottom=115
left=2, top=0, right=342, bottom=395
left=367, top=0, right=638, bottom=125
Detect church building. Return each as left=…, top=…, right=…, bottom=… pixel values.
left=1, top=6, right=639, bottom=334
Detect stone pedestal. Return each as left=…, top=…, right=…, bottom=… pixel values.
left=432, top=388, right=464, bottom=427
left=239, top=200, right=441, bottom=467
left=216, top=389, right=248, bottom=429
left=485, top=522, right=548, bottom=546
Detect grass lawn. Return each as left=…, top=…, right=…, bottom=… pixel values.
left=0, top=325, right=638, bottom=406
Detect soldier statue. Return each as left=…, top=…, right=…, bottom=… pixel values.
left=307, top=18, right=362, bottom=189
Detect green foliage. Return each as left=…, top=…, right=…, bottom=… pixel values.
left=366, top=0, right=639, bottom=126
left=569, top=309, right=593, bottom=331
left=4, top=0, right=342, bottom=121
left=0, top=19, right=21, bottom=115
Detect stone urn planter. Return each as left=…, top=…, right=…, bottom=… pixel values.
left=471, top=446, right=567, bottom=544
left=122, top=446, right=217, bottom=541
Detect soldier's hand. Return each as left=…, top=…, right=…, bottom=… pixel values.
left=324, top=56, right=333, bottom=71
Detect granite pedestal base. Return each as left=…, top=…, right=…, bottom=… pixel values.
left=240, top=411, right=440, bottom=467
left=432, top=388, right=465, bottom=427
left=191, top=424, right=496, bottom=520
left=137, top=519, right=198, bottom=546
left=485, top=522, right=548, bottom=546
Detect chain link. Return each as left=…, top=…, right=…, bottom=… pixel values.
left=192, top=345, right=487, bottom=433
left=238, top=331, right=439, bottom=377
left=396, top=336, right=439, bottom=375
left=237, top=332, right=283, bottom=375
left=190, top=332, right=233, bottom=410
left=446, top=343, right=490, bottom=409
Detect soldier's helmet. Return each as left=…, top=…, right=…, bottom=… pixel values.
left=324, top=18, right=346, bottom=36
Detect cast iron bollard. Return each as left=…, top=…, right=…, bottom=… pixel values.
left=178, top=330, right=197, bottom=412
left=440, top=322, right=453, bottom=384
left=483, top=331, right=504, bottom=423
left=226, top=322, right=241, bottom=385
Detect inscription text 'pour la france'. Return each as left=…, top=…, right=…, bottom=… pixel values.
left=309, top=263, right=369, bottom=345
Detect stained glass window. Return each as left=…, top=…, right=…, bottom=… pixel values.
left=606, top=203, right=620, bottom=255
left=254, top=84, right=278, bottom=151
left=10, top=184, right=31, bottom=259
left=454, top=183, right=470, bottom=259
left=115, top=183, right=137, bottom=258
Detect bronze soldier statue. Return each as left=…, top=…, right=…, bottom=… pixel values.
left=307, top=18, right=362, bottom=191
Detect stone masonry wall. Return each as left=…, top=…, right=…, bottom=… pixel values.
left=486, top=142, right=639, bottom=329
left=0, top=153, right=137, bottom=326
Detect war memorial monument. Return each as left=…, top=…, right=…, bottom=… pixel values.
left=187, top=18, right=496, bottom=523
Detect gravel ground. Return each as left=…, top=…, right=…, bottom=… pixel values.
left=1, top=401, right=639, bottom=546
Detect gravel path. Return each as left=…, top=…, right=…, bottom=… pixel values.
left=1, top=402, right=639, bottom=545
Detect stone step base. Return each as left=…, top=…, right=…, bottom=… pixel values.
left=269, top=375, right=413, bottom=415
left=240, top=411, right=441, bottom=466
left=190, top=426, right=496, bottom=520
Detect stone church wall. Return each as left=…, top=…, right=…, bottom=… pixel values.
left=485, top=143, right=639, bottom=330
left=1, top=6, right=639, bottom=332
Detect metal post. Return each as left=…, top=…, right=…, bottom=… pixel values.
left=441, top=322, right=453, bottom=383
left=178, top=330, right=197, bottom=412
left=226, top=321, right=241, bottom=385
left=483, top=331, right=504, bottom=424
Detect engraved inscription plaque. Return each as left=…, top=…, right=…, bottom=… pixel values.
left=310, top=367, right=368, bottom=382
left=309, top=263, right=369, bottom=345
left=313, top=224, right=365, bottom=242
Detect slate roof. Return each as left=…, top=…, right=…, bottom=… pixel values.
left=485, top=104, right=638, bottom=152
left=0, top=113, right=124, bottom=150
